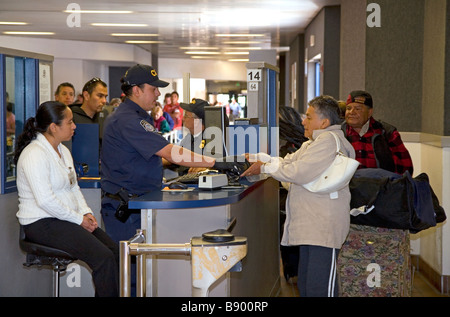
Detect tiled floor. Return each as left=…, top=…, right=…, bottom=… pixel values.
left=277, top=266, right=449, bottom=297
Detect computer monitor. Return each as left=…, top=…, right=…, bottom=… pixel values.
left=203, top=106, right=228, bottom=158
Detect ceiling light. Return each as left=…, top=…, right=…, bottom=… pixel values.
left=228, top=59, right=250, bottom=62
left=222, top=41, right=261, bottom=44
left=179, top=47, right=218, bottom=50
left=64, top=10, right=133, bottom=14
left=185, top=51, right=220, bottom=55
left=0, top=22, right=28, bottom=25
left=224, top=52, right=249, bottom=55
left=91, top=23, right=147, bottom=27
left=215, top=34, right=265, bottom=37
left=223, top=47, right=262, bottom=50
left=3, top=31, right=54, bottom=35
left=111, top=33, right=159, bottom=37
left=125, top=40, right=164, bottom=44
left=190, top=56, right=216, bottom=59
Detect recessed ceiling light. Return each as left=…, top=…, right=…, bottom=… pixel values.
left=64, top=10, right=133, bottom=14
left=222, top=41, right=261, bottom=44
left=3, top=31, right=54, bottom=35
left=0, top=22, right=28, bottom=25
left=185, top=51, right=220, bottom=55
left=125, top=40, right=164, bottom=44
left=190, top=56, right=216, bottom=59
left=111, top=33, right=159, bottom=37
left=224, top=52, right=249, bottom=55
left=91, top=23, right=147, bottom=27
left=223, top=47, right=262, bottom=50
left=179, top=47, right=219, bottom=50
left=215, top=34, right=265, bottom=37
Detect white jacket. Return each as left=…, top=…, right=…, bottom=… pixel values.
left=16, top=133, right=93, bottom=226
left=262, top=125, right=355, bottom=249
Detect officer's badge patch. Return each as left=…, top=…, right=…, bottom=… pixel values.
left=140, top=120, right=156, bottom=132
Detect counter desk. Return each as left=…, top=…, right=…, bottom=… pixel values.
left=128, top=177, right=281, bottom=297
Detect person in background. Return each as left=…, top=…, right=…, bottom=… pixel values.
left=342, top=90, right=413, bottom=175
left=161, top=92, right=175, bottom=129
left=229, top=98, right=241, bottom=121
left=103, top=97, right=121, bottom=115
left=14, top=101, right=119, bottom=297
left=163, top=91, right=183, bottom=132
left=54, top=82, right=75, bottom=106
left=163, top=92, right=172, bottom=108
left=70, top=77, right=109, bottom=141
left=151, top=104, right=171, bottom=133
left=337, top=100, right=346, bottom=120
left=75, top=93, right=84, bottom=104
left=6, top=102, right=15, bottom=136
left=241, top=95, right=355, bottom=297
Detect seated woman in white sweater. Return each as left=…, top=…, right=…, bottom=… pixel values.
left=15, top=101, right=119, bottom=297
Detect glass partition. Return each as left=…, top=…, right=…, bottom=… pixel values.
left=1, top=48, right=52, bottom=194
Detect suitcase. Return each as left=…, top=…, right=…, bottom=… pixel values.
left=338, top=224, right=412, bottom=297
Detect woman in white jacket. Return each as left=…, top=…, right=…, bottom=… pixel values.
left=15, top=101, right=119, bottom=297
left=241, top=95, right=355, bottom=297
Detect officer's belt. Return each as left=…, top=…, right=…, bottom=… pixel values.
left=102, top=191, right=138, bottom=201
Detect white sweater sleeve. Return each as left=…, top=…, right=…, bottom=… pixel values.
left=61, top=146, right=93, bottom=216
left=261, top=135, right=337, bottom=186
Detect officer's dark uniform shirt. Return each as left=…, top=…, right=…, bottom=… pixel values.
left=101, top=98, right=169, bottom=195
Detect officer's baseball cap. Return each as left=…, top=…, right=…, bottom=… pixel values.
left=180, top=98, right=209, bottom=120
left=122, top=64, right=169, bottom=88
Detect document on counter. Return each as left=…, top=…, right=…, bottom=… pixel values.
left=161, top=186, right=195, bottom=192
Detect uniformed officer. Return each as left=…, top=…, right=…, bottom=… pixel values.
left=100, top=64, right=246, bottom=244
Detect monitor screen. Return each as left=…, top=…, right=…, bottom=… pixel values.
left=203, top=106, right=228, bottom=158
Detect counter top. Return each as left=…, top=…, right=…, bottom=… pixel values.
left=128, top=179, right=264, bottom=210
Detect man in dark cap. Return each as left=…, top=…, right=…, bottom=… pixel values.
left=342, top=90, right=413, bottom=175
left=179, top=98, right=208, bottom=154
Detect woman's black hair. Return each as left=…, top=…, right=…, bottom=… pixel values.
left=14, top=101, right=68, bottom=164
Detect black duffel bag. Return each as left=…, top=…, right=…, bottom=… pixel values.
left=349, top=168, right=446, bottom=233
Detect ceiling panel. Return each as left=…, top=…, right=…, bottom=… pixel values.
left=0, top=0, right=340, bottom=60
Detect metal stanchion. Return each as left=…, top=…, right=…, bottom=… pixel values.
left=120, top=228, right=247, bottom=297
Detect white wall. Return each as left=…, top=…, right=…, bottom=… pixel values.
left=159, top=57, right=247, bottom=82
left=404, top=136, right=450, bottom=277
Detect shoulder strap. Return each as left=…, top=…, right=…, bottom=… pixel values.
left=328, top=131, right=341, bottom=153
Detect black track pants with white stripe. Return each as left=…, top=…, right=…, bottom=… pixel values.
left=297, top=245, right=339, bottom=297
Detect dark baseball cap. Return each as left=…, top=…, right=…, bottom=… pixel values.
left=346, top=90, right=373, bottom=108
left=180, top=98, right=209, bottom=120
left=122, top=64, right=169, bottom=88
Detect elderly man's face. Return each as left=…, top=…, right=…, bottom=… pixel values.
left=183, top=111, right=203, bottom=135
left=345, top=102, right=373, bottom=130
